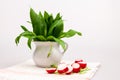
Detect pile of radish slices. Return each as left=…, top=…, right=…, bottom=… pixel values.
left=46, top=59, right=88, bottom=75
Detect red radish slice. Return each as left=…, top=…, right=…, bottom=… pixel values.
left=78, top=62, right=87, bottom=69
left=72, top=63, right=80, bottom=73
left=46, top=68, right=56, bottom=74
left=75, top=59, right=83, bottom=63
left=57, top=64, right=68, bottom=74
left=66, top=65, right=73, bottom=75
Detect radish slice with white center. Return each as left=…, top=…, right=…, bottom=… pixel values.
left=78, top=62, right=87, bottom=69
left=66, top=65, right=73, bottom=75
left=72, top=63, right=80, bottom=73
left=46, top=68, right=56, bottom=74
left=57, top=64, right=68, bottom=74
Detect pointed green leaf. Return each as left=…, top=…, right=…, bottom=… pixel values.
left=30, top=8, right=40, bottom=35
left=49, top=15, right=54, bottom=26
left=49, top=14, right=54, bottom=22
left=36, top=35, right=46, bottom=41
left=21, top=25, right=29, bottom=31
left=60, top=29, right=82, bottom=38
left=15, top=31, right=35, bottom=45
left=54, top=13, right=61, bottom=21
left=44, top=11, right=49, bottom=20
left=27, top=37, right=34, bottom=49
left=48, top=19, right=63, bottom=35
left=21, top=31, right=35, bottom=37
left=15, top=36, right=21, bottom=45
left=39, top=11, right=47, bottom=37
left=52, top=20, right=64, bottom=38
left=46, top=36, right=54, bottom=41
left=39, top=11, right=44, bottom=19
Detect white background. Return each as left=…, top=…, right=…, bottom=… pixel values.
left=0, top=0, right=120, bottom=80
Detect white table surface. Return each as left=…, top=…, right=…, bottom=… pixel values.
left=0, top=60, right=100, bottom=80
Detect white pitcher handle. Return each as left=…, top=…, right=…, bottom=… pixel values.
left=62, top=42, right=68, bottom=54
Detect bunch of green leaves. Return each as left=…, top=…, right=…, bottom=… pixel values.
left=15, top=8, right=82, bottom=50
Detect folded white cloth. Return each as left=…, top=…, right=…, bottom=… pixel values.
left=0, top=60, right=100, bottom=80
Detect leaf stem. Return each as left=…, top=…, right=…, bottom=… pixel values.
left=47, top=45, right=53, bottom=58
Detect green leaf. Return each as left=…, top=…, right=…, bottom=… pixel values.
left=21, top=25, right=29, bottom=31
left=36, top=35, right=46, bottom=41
left=44, top=11, right=49, bottom=20
left=30, top=8, right=47, bottom=36
left=27, top=37, right=32, bottom=49
left=21, top=31, right=35, bottom=37
left=47, top=15, right=54, bottom=30
left=58, top=32, right=66, bottom=38
left=30, top=8, right=40, bottom=35
left=60, top=29, right=82, bottom=38
left=27, top=36, right=36, bottom=49
left=52, top=20, right=64, bottom=38
left=15, top=36, right=21, bottom=45
left=53, top=37, right=66, bottom=50
left=47, top=36, right=66, bottom=50
left=49, top=14, right=54, bottom=25
left=39, top=12, right=44, bottom=18
left=54, top=13, right=61, bottom=21
left=48, top=19, right=63, bottom=36
left=15, top=31, right=35, bottom=45
left=46, top=36, right=54, bottom=41
left=39, top=11, right=47, bottom=37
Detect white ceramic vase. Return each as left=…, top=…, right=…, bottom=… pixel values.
left=33, top=41, right=68, bottom=68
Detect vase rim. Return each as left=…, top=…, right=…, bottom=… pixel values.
left=33, top=41, right=59, bottom=45
left=33, top=41, right=57, bottom=43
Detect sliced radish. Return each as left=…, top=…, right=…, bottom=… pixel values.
left=72, top=63, right=80, bottom=73
left=66, top=65, right=73, bottom=75
left=46, top=68, right=57, bottom=74
left=75, top=59, right=83, bottom=63
left=57, top=64, right=68, bottom=74
left=78, top=62, right=87, bottom=69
